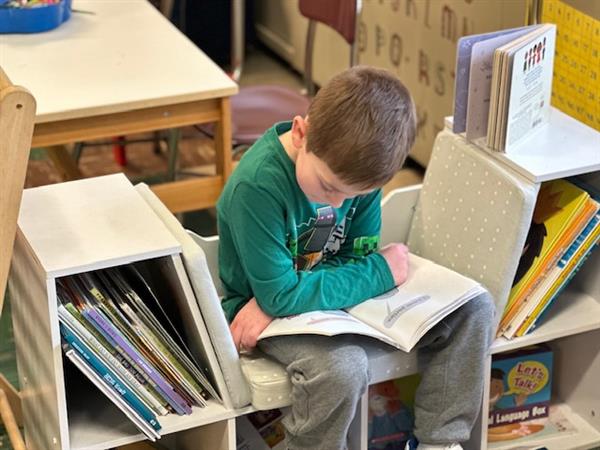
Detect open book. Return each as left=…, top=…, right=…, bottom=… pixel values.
left=258, top=254, right=486, bottom=352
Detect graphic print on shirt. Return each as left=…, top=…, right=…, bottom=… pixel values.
left=287, top=203, right=381, bottom=271
left=296, top=206, right=337, bottom=270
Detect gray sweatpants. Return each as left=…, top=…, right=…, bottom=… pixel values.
left=257, top=292, right=496, bottom=450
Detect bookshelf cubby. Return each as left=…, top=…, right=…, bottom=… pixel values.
left=8, top=174, right=238, bottom=450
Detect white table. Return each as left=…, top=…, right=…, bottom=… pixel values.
left=0, top=0, right=238, bottom=213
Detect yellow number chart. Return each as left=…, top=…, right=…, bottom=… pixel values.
left=542, top=0, right=600, bottom=132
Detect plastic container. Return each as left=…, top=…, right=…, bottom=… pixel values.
left=0, top=0, right=71, bottom=33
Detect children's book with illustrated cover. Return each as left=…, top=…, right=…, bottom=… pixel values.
left=452, top=26, right=534, bottom=141
left=513, top=209, right=600, bottom=337
left=488, top=345, right=553, bottom=429
left=368, top=374, right=420, bottom=450
left=452, top=24, right=556, bottom=152
left=257, top=254, right=486, bottom=353
left=452, top=25, right=531, bottom=135
left=486, top=24, right=556, bottom=152
left=499, top=179, right=597, bottom=337
left=515, top=176, right=600, bottom=336
left=488, top=404, right=577, bottom=449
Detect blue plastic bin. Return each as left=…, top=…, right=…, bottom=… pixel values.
left=0, top=0, right=71, bottom=33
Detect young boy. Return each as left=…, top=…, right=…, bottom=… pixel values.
left=217, top=66, right=495, bottom=450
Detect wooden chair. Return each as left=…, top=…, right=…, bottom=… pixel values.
left=0, top=66, right=36, bottom=450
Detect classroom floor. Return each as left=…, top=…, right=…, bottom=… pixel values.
left=0, top=45, right=423, bottom=448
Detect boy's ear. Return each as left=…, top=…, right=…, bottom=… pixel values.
left=291, top=115, right=309, bottom=150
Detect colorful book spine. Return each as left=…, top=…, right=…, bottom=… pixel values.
left=59, top=323, right=161, bottom=431
left=64, top=302, right=170, bottom=412
left=82, top=306, right=192, bottom=415
left=525, top=241, right=599, bottom=334
left=58, top=305, right=168, bottom=416
left=510, top=211, right=600, bottom=337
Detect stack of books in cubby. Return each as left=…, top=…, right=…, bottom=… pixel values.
left=57, top=265, right=221, bottom=441
left=498, top=177, right=600, bottom=339
left=9, top=174, right=235, bottom=450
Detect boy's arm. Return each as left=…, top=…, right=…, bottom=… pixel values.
left=227, top=182, right=395, bottom=317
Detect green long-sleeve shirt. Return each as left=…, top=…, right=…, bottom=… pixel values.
left=217, top=122, right=395, bottom=322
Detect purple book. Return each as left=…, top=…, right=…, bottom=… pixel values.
left=83, top=306, right=192, bottom=415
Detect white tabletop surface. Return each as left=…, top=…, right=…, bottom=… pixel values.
left=0, top=0, right=238, bottom=123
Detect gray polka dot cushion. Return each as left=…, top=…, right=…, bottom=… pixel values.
left=408, top=130, right=539, bottom=318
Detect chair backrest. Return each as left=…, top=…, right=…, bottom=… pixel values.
left=190, top=233, right=224, bottom=297
left=407, top=129, right=538, bottom=320
left=0, top=68, right=36, bottom=317
left=299, top=0, right=361, bottom=96
left=299, top=0, right=359, bottom=45
left=381, top=185, right=421, bottom=246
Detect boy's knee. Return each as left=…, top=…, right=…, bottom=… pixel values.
left=324, top=345, right=369, bottom=393
left=474, top=291, right=496, bottom=322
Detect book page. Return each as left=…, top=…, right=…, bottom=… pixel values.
left=347, top=254, right=484, bottom=351
left=258, top=310, right=396, bottom=347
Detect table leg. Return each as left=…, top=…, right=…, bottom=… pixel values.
left=45, top=145, right=83, bottom=181
left=166, top=128, right=182, bottom=182
left=214, top=97, right=233, bottom=185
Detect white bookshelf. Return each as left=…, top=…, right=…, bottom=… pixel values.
left=470, top=112, right=600, bottom=450
left=8, top=174, right=238, bottom=450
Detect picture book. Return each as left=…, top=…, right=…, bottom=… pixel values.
left=368, top=374, right=420, bottom=450
left=514, top=175, right=600, bottom=336
left=452, top=25, right=531, bottom=135
left=488, top=345, right=553, bottom=429
left=499, top=179, right=596, bottom=336
left=257, top=253, right=485, bottom=353
left=488, top=404, right=577, bottom=449
left=57, top=264, right=222, bottom=439
left=513, top=209, right=600, bottom=337
left=487, top=24, right=556, bottom=152
left=453, top=24, right=557, bottom=152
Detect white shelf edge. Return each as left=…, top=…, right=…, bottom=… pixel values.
left=69, top=397, right=237, bottom=450
left=486, top=402, right=600, bottom=450
left=449, top=108, right=600, bottom=183
left=492, top=289, right=600, bottom=354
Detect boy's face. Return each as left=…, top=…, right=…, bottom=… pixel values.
left=291, top=117, right=374, bottom=208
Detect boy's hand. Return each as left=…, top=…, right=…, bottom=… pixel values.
left=230, top=297, right=273, bottom=352
left=379, top=243, right=409, bottom=286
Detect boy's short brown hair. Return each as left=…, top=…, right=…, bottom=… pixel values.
left=306, top=66, right=417, bottom=189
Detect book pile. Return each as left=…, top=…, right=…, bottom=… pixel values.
left=453, top=24, right=556, bottom=152
left=498, top=179, right=600, bottom=339
left=57, top=265, right=221, bottom=440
